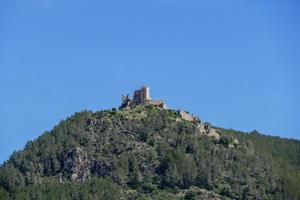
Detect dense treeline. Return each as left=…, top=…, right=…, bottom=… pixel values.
left=0, top=106, right=299, bottom=199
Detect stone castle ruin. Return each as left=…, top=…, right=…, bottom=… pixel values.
left=119, top=86, right=220, bottom=140
left=120, top=86, right=167, bottom=109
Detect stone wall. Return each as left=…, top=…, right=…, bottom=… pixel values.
left=179, top=110, right=194, bottom=122
left=120, top=86, right=167, bottom=109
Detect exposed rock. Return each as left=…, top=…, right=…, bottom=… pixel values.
left=92, top=160, right=111, bottom=176
left=87, top=118, right=97, bottom=126
left=197, top=122, right=220, bottom=140
left=204, top=122, right=211, bottom=133
left=64, top=147, right=91, bottom=183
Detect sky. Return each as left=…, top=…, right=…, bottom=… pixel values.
left=0, top=0, right=299, bottom=164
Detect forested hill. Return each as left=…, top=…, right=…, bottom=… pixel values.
left=0, top=105, right=299, bottom=200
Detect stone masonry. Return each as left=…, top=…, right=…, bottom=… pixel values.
left=120, top=86, right=167, bottom=109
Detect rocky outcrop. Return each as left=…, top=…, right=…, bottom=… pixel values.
left=92, top=160, right=111, bottom=176
left=64, top=147, right=91, bottom=183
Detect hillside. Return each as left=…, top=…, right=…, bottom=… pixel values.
left=0, top=105, right=299, bottom=199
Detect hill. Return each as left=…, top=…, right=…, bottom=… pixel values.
left=0, top=105, right=299, bottom=199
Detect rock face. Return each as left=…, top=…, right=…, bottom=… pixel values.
left=64, top=148, right=91, bottom=183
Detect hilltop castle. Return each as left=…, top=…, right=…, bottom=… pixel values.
left=119, top=86, right=218, bottom=138
left=120, top=86, right=167, bottom=109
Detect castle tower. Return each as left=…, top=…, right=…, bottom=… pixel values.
left=141, top=86, right=151, bottom=102
left=133, top=86, right=151, bottom=104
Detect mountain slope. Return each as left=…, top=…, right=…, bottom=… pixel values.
left=0, top=105, right=299, bottom=199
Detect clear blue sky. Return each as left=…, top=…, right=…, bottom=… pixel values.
left=1, top=0, right=299, bottom=164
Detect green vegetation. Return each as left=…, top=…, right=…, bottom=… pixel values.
left=0, top=106, right=299, bottom=199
